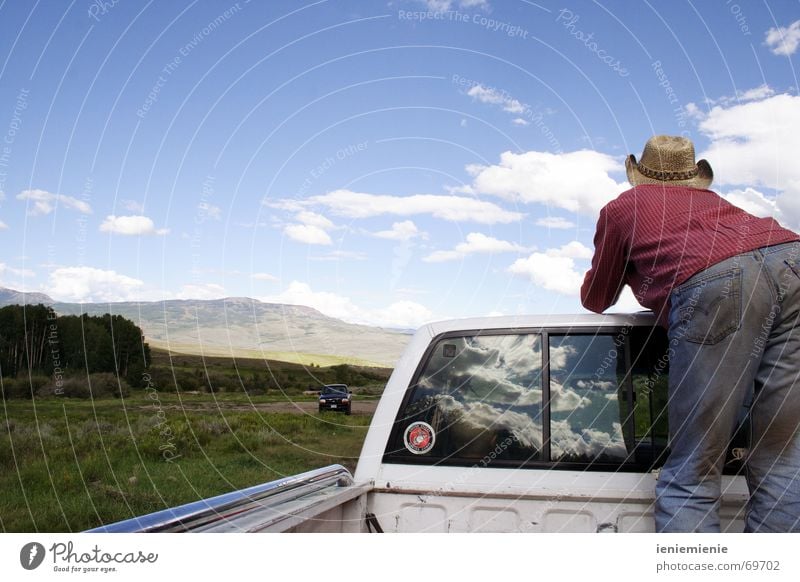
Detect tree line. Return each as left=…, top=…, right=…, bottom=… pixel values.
left=0, top=304, right=150, bottom=387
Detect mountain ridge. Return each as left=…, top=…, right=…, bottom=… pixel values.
left=0, top=287, right=410, bottom=367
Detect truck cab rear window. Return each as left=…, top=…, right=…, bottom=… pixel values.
left=384, top=326, right=679, bottom=471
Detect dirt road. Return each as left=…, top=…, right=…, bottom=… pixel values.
left=145, top=400, right=379, bottom=415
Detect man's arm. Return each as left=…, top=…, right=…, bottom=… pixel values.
left=581, top=206, right=627, bottom=313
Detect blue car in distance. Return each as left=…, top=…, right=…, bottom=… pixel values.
left=318, top=384, right=352, bottom=415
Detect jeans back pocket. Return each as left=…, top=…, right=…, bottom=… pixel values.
left=670, top=267, right=742, bottom=345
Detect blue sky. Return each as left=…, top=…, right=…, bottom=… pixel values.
left=0, top=0, right=799, bottom=328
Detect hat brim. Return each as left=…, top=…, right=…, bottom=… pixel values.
left=625, top=155, right=713, bottom=189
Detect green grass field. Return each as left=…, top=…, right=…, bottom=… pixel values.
left=0, top=394, right=372, bottom=532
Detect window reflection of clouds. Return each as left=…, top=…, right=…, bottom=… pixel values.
left=435, top=394, right=625, bottom=461
left=420, top=335, right=543, bottom=406
left=550, top=381, right=591, bottom=412
left=437, top=396, right=542, bottom=450
left=551, top=420, right=627, bottom=460
left=576, top=379, right=615, bottom=391
left=549, top=335, right=627, bottom=462
left=549, top=344, right=576, bottom=371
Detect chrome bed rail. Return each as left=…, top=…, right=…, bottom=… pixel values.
left=87, top=464, right=359, bottom=533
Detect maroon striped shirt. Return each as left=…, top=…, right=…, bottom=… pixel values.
left=581, top=185, right=800, bottom=326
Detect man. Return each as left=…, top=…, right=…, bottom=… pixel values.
left=581, top=135, right=800, bottom=532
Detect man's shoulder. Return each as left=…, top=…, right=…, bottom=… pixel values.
left=601, top=187, right=637, bottom=214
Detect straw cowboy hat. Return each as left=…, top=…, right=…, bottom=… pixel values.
left=625, top=135, right=713, bottom=189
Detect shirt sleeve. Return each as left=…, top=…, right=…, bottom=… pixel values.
left=581, top=206, right=628, bottom=313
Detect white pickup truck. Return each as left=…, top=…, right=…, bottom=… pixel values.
left=90, top=313, right=749, bottom=533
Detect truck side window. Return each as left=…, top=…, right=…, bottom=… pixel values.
left=386, top=334, right=543, bottom=464
left=548, top=334, right=629, bottom=463
left=629, top=327, right=670, bottom=468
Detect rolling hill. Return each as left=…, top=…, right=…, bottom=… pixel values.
left=0, top=287, right=410, bottom=367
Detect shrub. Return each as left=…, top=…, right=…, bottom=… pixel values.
left=0, top=375, right=51, bottom=400
left=203, top=371, right=237, bottom=393
left=174, top=369, right=201, bottom=392
left=60, top=377, right=90, bottom=398
left=89, top=373, right=131, bottom=399
left=145, top=367, right=177, bottom=393
left=1, top=378, right=23, bottom=400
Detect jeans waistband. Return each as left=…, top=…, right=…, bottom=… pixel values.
left=756, top=240, right=800, bottom=257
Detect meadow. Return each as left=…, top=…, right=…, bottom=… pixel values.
left=0, top=350, right=390, bottom=532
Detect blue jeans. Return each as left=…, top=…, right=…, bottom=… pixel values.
left=655, top=241, right=800, bottom=532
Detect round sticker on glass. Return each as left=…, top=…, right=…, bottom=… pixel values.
left=404, top=421, right=435, bottom=454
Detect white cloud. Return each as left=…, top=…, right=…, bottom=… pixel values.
left=423, top=232, right=527, bottom=262
left=605, top=286, right=645, bottom=313
left=547, top=241, right=592, bottom=259
left=375, top=300, right=434, bottom=329
left=262, top=198, right=305, bottom=212
left=507, top=241, right=592, bottom=295
left=512, top=118, right=530, bottom=126
left=699, top=93, right=800, bottom=187
left=423, top=0, right=488, bottom=11
left=509, top=254, right=582, bottom=295
left=310, top=250, right=368, bottom=261
left=373, top=220, right=423, bottom=241
left=16, top=189, right=92, bottom=216
left=0, top=219, right=7, bottom=230
left=310, top=189, right=523, bottom=224
left=722, top=187, right=779, bottom=218
left=251, top=272, right=278, bottom=281
left=422, top=250, right=463, bottom=263
left=122, top=199, right=145, bottom=213
left=461, top=232, right=524, bottom=254
left=0, top=263, right=35, bottom=278
left=684, top=102, right=705, bottom=120
left=100, top=215, right=169, bottom=236
left=0, top=264, right=34, bottom=291
left=204, top=204, right=222, bottom=220
left=283, top=210, right=336, bottom=245
left=174, top=283, right=226, bottom=300
left=47, top=267, right=145, bottom=302
left=268, top=282, right=357, bottom=321
left=295, top=211, right=334, bottom=230
left=765, top=20, right=800, bottom=56
left=266, top=281, right=433, bottom=328
left=736, top=85, right=776, bottom=102
left=705, top=84, right=777, bottom=109
left=536, top=216, right=575, bottom=229
left=467, top=84, right=525, bottom=114
left=468, top=150, right=627, bottom=215
left=697, top=92, right=800, bottom=228
left=283, top=224, right=332, bottom=245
